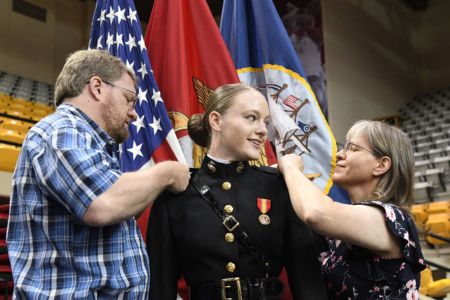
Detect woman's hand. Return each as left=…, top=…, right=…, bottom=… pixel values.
left=278, top=153, right=304, bottom=175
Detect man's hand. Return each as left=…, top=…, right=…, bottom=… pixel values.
left=159, top=161, right=190, bottom=193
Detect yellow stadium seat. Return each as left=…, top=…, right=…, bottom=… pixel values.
left=0, top=128, right=25, bottom=145
left=33, top=102, right=54, bottom=113
left=9, top=103, right=29, bottom=112
left=32, top=109, right=50, bottom=119
left=5, top=109, right=30, bottom=120
left=412, top=203, right=429, bottom=225
left=420, top=267, right=450, bottom=298
left=0, top=116, right=33, bottom=133
left=428, top=201, right=450, bottom=215
left=0, top=94, right=12, bottom=104
left=0, top=143, right=20, bottom=172
left=13, top=97, right=33, bottom=107
left=425, top=213, right=450, bottom=246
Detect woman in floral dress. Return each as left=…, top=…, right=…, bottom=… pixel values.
left=278, top=120, right=426, bottom=299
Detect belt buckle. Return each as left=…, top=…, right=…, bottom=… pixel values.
left=221, top=277, right=242, bottom=300
left=223, top=215, right=239, bottom=232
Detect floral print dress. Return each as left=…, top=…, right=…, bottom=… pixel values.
left=320, top=201, right=426, bottom=299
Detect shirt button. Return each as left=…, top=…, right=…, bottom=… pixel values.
left=226, top=262, right=236, bottom=273
left=225, top=233, right=235, bottom=243
left=222, top=181, right=232, bottom=191
left=224, top=205, right=234, bottom=214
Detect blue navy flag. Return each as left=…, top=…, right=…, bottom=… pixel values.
left=88, top=0, right=186, bottom=173
left=221, top=0, right=349, bottom=203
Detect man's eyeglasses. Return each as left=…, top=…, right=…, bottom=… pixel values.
left=103, top=81, right=137, bottom=109
left=338, top=141, right=378, bottom=156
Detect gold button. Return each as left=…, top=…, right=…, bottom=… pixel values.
left=225, top=233, right=235, bottom=243
left=222, top=181, right=232, bottom=191
left=226, top=262, right=236, bottom=273
left=224, top=205, right=234, bottom=214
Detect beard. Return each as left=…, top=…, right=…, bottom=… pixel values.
left=100, top=101, right=130, bottom=144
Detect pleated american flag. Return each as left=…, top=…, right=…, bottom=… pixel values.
left=88, top=0, right=186, bottom=237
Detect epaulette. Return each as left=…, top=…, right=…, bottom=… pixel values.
left=252, top=165, right=279, bottom=175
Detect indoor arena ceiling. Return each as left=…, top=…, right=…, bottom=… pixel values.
left=82, top=0, right=432, bottom=26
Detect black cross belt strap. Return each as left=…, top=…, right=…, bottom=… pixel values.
left=190, top=180, right=270, bottom=277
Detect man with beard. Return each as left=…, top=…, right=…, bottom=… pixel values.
left=7, top=49, right=190, bottom=299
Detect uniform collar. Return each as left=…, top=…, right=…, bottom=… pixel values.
left=201, top=155, right=248, bottom=179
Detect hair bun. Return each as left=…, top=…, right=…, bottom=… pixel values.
left=188, top=113, right=209, bottom=148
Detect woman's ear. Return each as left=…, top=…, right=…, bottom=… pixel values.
left=208, top=111, right=221, bottom=131
left=373, top=156, right=391, bottom=177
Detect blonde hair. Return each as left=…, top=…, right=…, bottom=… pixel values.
left=188, top=83, right=258, bottom=147
left=54, top=49, right=136, bottom=106
left=346, top=120, right=414, bottom=208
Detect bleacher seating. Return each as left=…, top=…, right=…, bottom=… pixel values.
left=0, top=70, right=55, bottom=174
left=401, top=89, right=450, bottom=203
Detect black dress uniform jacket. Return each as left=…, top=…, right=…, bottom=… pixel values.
left=147, top=156, right=327, bottom=300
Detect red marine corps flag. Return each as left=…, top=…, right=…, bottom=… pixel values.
left=145, top=0, right=276, bottom=168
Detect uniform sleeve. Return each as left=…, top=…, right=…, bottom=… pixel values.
left=147, top=192, right=180, bottom=300
left=361, top=201, right=426, bottom=272
left=30, top=126, right=120, bottom=220
left=282, top=186, right=328, bottom=300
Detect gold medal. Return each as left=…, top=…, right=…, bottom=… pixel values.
left=258, top=213, right=271, bottom=225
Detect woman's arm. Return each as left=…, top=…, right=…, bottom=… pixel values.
left=279, top=154, right=402, bottom=258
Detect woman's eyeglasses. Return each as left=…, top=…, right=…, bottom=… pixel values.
left=338, top=141, right=377, bottom=156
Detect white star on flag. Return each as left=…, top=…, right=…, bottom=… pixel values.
left=106, top=7, right=115, bottom=24
left=149, top=116, right=162, bottom=135
left=138, top=37, right=147, bottom=52
left=97, top=9, right=106, bottom=25
left=137, top=62, right=148, bottom=79
left=126, top=60, right=134, bottom=71
left=115, top=6, right=126, bottom=24
left=152, top=89, right=163, bottom=106
left=127, top=8, right=137, bottom=23
left=137, top=87, right=148, bottom=105
left=132, top=114, right=146, bottom=133
left=116, top=33, right=124, bottom=47
left=106, top=32, right=115, bottom=49
left=125, top=34, right=136, bottom=51
left=127, top=141, right=144, bottom=160
left=96, top=36, right=103, bottom=49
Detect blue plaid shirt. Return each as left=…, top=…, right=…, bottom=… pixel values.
left=7, top=104, right=149, bottom=299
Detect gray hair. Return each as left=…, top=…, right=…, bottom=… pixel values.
left=346, top=120, right=414, bottom=208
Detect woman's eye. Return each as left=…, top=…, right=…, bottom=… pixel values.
left=246, top=115, right=256, bottom=121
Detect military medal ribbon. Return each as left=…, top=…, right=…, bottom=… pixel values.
left=257, top=198, right=271, bottom=225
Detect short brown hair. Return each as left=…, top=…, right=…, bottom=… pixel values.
left=54, top=49, right=136, bottom=106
